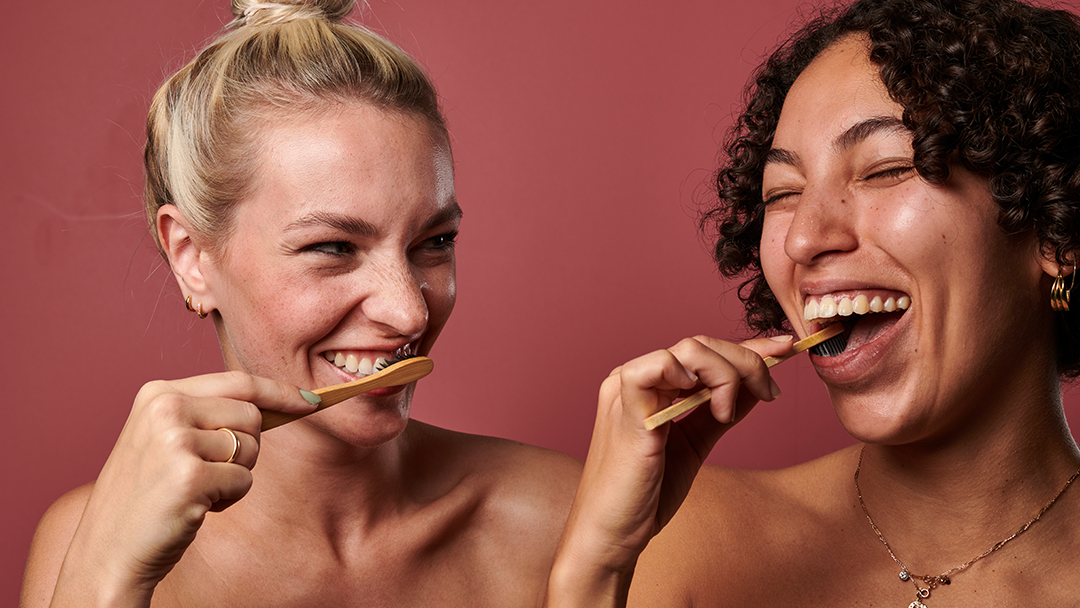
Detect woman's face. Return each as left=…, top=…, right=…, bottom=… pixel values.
left=201, top=103, right=459, bottom=444
left=759, top=37, right=1052, bottom=443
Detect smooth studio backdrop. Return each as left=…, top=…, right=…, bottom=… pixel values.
left=5, top=0, right=1080, bottom=601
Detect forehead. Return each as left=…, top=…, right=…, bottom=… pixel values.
left=248, top=102, right=455, bottom=214
left=773, top=36, right=903, bottom=148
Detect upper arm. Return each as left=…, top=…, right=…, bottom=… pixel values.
left=20, top=484, right=93, bottom=608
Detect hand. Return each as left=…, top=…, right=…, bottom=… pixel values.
left=50, top=371, right=318, bottom=606
left=547, top=335, right=791, bottom=607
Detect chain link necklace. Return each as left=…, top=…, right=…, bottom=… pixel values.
left=854, top=447, right=1080, bottom=608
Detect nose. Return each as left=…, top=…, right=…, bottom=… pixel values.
left=360, top=255, right=429, bottom=339
left=782, top=182, right=859, bottom=265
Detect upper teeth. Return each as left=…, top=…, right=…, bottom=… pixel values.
left=323, top=352, right=392, bottom=375
left=804, top=294, right=909, bottom=322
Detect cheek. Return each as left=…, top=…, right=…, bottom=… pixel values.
left=427, top=266, right=457, bottom=323
left=760, top=213, right=793, bottom=289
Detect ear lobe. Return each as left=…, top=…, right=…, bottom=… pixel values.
left=157, top=205, right=216, bottom=310
left=1037, top=247, right=1076, bottom=279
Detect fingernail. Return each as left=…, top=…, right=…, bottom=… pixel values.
left=769, top=379, right=782, bottom=399
left=300, top=389, right=322, bottom=405
left=769, top=335, right=794, bottom=343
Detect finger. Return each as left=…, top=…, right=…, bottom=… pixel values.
left=204, top=427, right=258, bottom=470
left=668, top=336, right=779, bottom=406
left=617, top=349, right=701, bottom=421
left=156, top=371, right=321, bottom=415
left=202, top=461, right=255, bottom=513
left=739, top=334, right=797, bottom=359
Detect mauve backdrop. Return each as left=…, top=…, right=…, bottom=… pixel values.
left=5, top=0, right=1080, bottom=602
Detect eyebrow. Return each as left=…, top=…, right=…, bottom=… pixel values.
left=833, top=116, right=907, bottom=152
left=283, top=200, right=463, bottom=236
left=764, top=116, right=908, bottom=168
left=284, top=211, right=379, bottom=237
left=422, top=200, right=464, bottom=232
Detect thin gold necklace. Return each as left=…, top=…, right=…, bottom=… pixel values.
left=854, top=447, right=1080, bottom=608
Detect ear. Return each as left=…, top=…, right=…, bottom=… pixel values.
left=1037, top=245, right=1076, bottom=279
left=157, top=205, right=217, bottom=314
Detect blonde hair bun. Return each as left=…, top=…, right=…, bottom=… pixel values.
left=230, top=0, right=356, bottom=28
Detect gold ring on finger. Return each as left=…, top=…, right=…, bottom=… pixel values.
left=217, top=427, right=240, bottom=464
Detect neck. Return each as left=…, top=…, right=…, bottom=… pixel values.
left=241, top=421, right=421, bottom=534
left=855, top=391, right=1080, bottom=573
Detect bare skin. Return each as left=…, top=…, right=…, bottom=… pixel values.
left=25, top=422, right=578, bottom=608
left=21, top=103, right=581, bottom=607
left=546, top=36, right=1080, bottom=607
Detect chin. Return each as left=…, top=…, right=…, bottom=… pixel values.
left=827, top=386, right=933, bottom=446
left=306, top=393, right=414, bottom=447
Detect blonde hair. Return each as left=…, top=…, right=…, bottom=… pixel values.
left=144, top=0, right=446, bottom=253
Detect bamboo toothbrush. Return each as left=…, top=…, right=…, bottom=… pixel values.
left=261, top=356, right=434, bottom=431
left=642, top=325, right=845, bottom=431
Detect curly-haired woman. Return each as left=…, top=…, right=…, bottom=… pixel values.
left=547, top=0, right=1080, bottom=605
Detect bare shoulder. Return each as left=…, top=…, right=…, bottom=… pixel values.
left=628, top=446, right=861, bottom=607
left=20, top=483, right=94, bottom=607
left=404, top=420, right=581, bottom=523
left=400, top=422, right=582, bottom=601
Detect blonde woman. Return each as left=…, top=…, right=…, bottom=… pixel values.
left=20, top=2, right=578, bottom=606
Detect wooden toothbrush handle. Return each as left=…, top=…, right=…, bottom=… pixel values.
left=261, top=357, right=434, bottom=431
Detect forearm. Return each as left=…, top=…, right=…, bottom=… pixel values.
left=543, top=520, right=640, bottom=608
left=545, top=554, right=633, bottom=608
left=44, top=523, right=157, bottom=608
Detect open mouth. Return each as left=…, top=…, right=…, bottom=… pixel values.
left=804, top=293, right=910, bottom=357
left=320, top=343, right=417, bottom=377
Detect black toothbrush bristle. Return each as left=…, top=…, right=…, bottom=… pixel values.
left=374, top=352, right=418, bottom=372
left=809, top=330, right=848, bottom=357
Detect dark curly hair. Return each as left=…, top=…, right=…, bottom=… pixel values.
left=704, top=0, right=1080, bottom=376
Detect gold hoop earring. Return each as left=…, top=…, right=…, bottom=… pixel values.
left=185, top=295, right=209, bottom=319
left=1051, top=267, right=1075, bottom=312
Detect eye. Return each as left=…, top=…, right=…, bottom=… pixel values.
left=863, top=163, right=914, bottom=183
left=305, top=241, right=356, bottom=257
left=763, top=189, right=800, bottom=206
left=426, top=231, right=458, bottom=250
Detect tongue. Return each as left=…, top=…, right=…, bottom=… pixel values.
left=844, top=312, right=903, bottom=351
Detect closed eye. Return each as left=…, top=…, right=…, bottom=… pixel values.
left=864, top=164, right=914, bottom=182
left=763, top=189, right=800, bottom=206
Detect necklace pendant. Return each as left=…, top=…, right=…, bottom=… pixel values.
left=908, top=601, right=927, bottom=608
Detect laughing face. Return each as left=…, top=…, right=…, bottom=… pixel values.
left=198, top=103, right=460, bottom=444
left=760, top=36, right=1055, bottom=444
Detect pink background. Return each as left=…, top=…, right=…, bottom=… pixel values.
left=5, top=0, right=1080, bottom=602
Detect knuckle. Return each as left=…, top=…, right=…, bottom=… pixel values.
left=689, top=334, right=713, bottom=346
left=159, top=426, right=196, bottom=453
left=237, top=401, right=262, bottom=430
left=172, top=458, right=208, bottom=494
left=135, top=380, right=168, bottom=402
left=599, top=374, right=623, bottom=400
left=145, top=392, right=187, bottom=422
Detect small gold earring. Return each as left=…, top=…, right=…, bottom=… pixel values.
left=1051, top=267, right=1075, bottom=312
left=185, top=295, right=209, bottom=319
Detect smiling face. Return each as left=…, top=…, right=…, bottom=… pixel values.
left=199, top=102, right=459, bottom=444
left=760, top=36, right=1056, bottom=444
